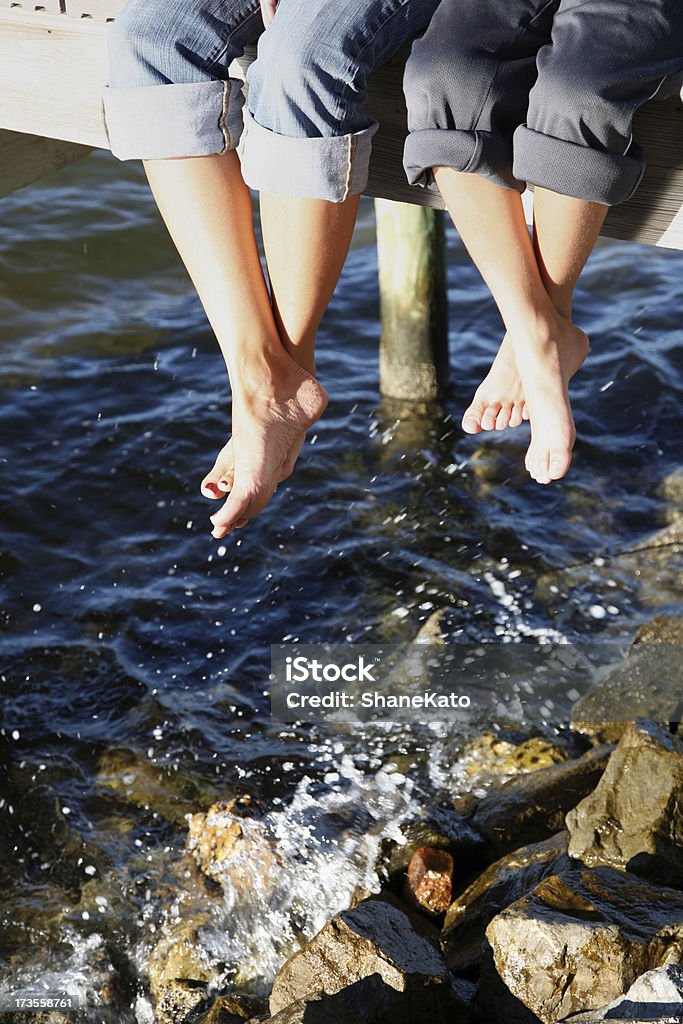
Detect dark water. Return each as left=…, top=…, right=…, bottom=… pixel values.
left=0, top=151, right=681, bottom=1017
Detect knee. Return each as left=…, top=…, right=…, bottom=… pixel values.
left=250, top=27, right=348, bottom=135
left=107, top=0, right=212, bottom=88
left=404, top=33, right=490, bottom=134
left=527, top=61, right=602, bottom=138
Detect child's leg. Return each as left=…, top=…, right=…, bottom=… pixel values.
left=433, top=168, right=589, bottom=482
left=404, top=0, right=586, bottom=482
left=462, top=192, right=605, bottom=435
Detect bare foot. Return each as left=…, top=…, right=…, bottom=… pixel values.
left=462, top=334, right=529, bottom=434
left=201, top=432, right=306, bottom=520
left=205, top=355, right=327, bottom=539
left=514, top=315, right=589, bottom=484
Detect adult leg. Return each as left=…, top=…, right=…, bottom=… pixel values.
left=203, top=0, right=441, bottom=535
left=105, top=0, right=326, bottom=538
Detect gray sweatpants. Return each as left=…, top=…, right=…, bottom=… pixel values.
left=403, top=0, right=683, bottom=205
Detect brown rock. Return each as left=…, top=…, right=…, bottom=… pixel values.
left=268, top=899, right=449, bottom=1017
left=571, top=620, right=683, bottom=744
left=566, top=721, right=683, bottom=887
left=458, top=745, right=613, bottom=857
left=155, top=979, right=208, bottom=1024
left=404, top=847, right=453, bottom=915
left=376, top=807, right=486, bottom=885
left=186, top=797, right=280, bottom=902
left=442, top=832, right=570, bottom=972
left=195, top=994, right=266, bottom=1023
left=481, top=867, right=683, bottom=1024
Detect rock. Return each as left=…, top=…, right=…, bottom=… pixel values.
left=186, top=797, right=280, bottom=901
left=195, top=994, right=266, bottom=1023
left=442, top=832, right=571, bottom=972
left=376, top=805, right=486, bottom=885
left=261, top=993, right=363, bottom=1023
left=571, top=621, right=683, bottom=744
left=566, top=722, right=683, bottom=887
left=564, top=963, right=683, bottom=1020
left=414, top=609, right=448, bottom=644
left=6, top=1016, right=73, bottom=1024
left=262, top=975, right=477, bottom=1024
left=155, top=979, right=208, bottom=1024
left=480, top=867, right=683, bottom=1024
left=97, top=747, right=214, bottom=827
left=461, top=733, right=572, bottom=783
left=143, top=855, right=220, bottom=1004
left=456, top=745, right=613, bottom=858
left=268, top=899, right=449, bottom=1018
left=404, top=847, right=453, bottom=915
left=632, top=614, right=683, bottom=648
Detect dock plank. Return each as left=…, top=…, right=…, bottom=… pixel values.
left=0, top=10, right=681, bottom=249
left=0, top=129, right=91, bottom=197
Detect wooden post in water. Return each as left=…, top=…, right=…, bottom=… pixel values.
left=375, top=198, right=449, bottom=401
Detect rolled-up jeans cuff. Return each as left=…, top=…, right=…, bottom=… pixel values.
left=240, top=110, right=378, bottom=201
left=513, top=125, right=645, bottom=206
left=403, top=128, right=524, bottom=193
left=103, top=79, right=245, bottom=161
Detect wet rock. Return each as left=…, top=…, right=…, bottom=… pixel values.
left=7, top=1015, right=73, bottom=1024
left=571, top=620, right=683, bottom=744
left=268, top=899, right=449, bottom=1018
left=566, top=722, right=683, bottom=887
left=442, top=832, right=571, bottom=973
left=414, top=609, right=448, bottom=644
left=155, top=979, right=208, bottom=1024
left=632, top=614, right=683, bottom=648
left=377, top=805, right=486, bottom=885
left=564, top=963, right=683, bottom=1021
left=186, top=797, right=279, bottom=900
left=97, top=747, right=214, bottom=827
left=143, top=854, right=221, bottom=1005
left=195, top=994, right=266, bottom=1023
left=456, top=745, right=613, bottom=858
left=461, top=733, right=572, bottom=783
left=480, top=867, right=683, bottom=1024
left=404, top=847, right=453, bottom=915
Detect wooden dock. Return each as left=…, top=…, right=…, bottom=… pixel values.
left=1, top=1, right=682, bottom=397
left=1, top=1, right=682, bottom=247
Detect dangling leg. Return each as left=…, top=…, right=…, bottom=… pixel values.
left=206, top=0, right=440, bottom=536
left=461, top=189, right=604, bottom=436
left=434, top=169, right=589, bottom=482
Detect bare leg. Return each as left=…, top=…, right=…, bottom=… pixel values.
left=435, top=168, right=590, bottom=483
left=532, top=187, right=607, bottom=319
left=205, top=192, right=360, bottom=535
left=462, top=188, right=607, bottom=441
left=144, top=152, right=328, bottom=538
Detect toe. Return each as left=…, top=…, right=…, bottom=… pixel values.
left=495, top=404, right=513, bottom=431
left=201, top=439, right=234, bottom=499
left=462, top=396, right=486, bottom=434
left=521, top=403, right=530, bottom=421
left=210, top=487, right=254, bottom=538
left=548, top=447, right=572, bottom=481
left=481, top=403, right=502, bottom=431
left=509, top=403, right=524, bottom=429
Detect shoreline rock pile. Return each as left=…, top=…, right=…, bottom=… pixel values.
left=148, top=618, right=682, bottom=1024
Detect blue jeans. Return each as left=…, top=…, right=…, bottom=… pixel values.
left=104, top=0, right=439, bottom=201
